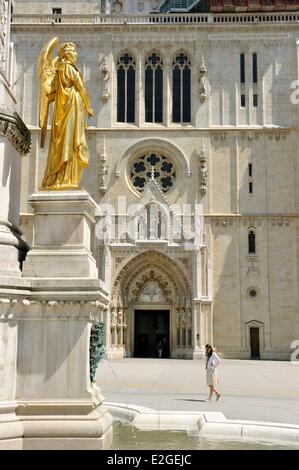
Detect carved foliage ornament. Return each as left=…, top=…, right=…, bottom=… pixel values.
left=0, top=111, right=32, bottom=156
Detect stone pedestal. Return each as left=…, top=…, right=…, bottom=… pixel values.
left=23, top=190, right=98, bottom=278
left=13, top=294, right=112, bottom=450
left=16, top=190, right=113, bottom=449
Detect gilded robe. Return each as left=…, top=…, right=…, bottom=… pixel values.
left=41, top=59, right=91, bottom=190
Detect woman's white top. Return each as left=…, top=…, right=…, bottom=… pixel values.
left=206, top=352, right=221, bottom=370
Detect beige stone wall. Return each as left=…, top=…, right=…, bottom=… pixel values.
left=11, top=20, right=299, bottom=359
left=13, top=0, right=159, bottom=15
left=14, top=1, right=102, bottom=15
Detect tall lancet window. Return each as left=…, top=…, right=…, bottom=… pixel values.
left=240, top=53, right=245, bottom=84
left=172, top=52, right=191, bottom=123
left=145, top=52, right=163, bottom=123
left=117, top=53, right=135, bottom=123
left=252, top=53, right=258, bottom=84
left=248, top=230, right=256, bottom=255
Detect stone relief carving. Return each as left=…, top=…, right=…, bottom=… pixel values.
left=114, top=0, right=123, bottom=13
left=117, top=308, right=123, bottom=325
left=199, top=144, right=207, bottom=195
left=199, top=55, right=207, bottom=103
left=150, top=0, right=160, bottom=9
left=130, top=270, right=172, bottom=304
left=0, top=298, right=107, bottom=321
left=110, top=298, right=117, bottom=325
left=100, top=52, right=110, bottom=102
left=0, top=111, right=32, bottom=156
left=138, top=280, right=165, bottom=303
left=176, top=308, right=180, bottom=326
left=99, top=135, right=108, bottom=193
left=247, top=256, right=259, bottom=275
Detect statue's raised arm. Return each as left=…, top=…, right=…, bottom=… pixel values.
left=38, top=39, right=93, bottom=191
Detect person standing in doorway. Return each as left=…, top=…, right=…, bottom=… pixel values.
left=156, top=339, right=163, bottom=358
left=205, top=344, right=221, bottom=401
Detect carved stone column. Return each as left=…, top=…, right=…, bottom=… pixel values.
left=0, top=112, right=31, bottom=277
left=192, top=301, right=204, bottom=360
left=1, top=0, right=31, bottom=277
left=0, top=0, right=32, bottom=449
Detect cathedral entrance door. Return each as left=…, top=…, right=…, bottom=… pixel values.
left=134, top=310, right=170, bottom=358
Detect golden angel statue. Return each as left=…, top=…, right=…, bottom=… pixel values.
left=38, top=37, right=93, bottom=190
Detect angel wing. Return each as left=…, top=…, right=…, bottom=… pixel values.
left=38, top=37, right=58, bottom=148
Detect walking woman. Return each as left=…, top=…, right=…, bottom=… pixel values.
left=205, top=344, right=221, bottom=401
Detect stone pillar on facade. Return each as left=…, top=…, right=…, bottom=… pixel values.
left=0, top=0, right=31, bottom=277
left=192, top=250, right=204, bottom=359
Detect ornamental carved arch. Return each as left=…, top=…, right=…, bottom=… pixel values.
left=111, top=250, right=191, bottom=309
left=130, top=270, right=172, bottom=304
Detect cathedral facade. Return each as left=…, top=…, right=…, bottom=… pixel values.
left=11, top=0, right=299, bottom=360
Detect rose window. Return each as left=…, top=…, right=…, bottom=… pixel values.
left=130, top=153, right=176, bottom=192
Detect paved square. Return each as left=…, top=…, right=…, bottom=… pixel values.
left=97, top=358, right=299, bottom=425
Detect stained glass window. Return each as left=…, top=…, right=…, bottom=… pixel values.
left=117, top=53, right=135, bottom=123
left=130, top=153, right=176, bottom=193
left=172, top=52, right=191, bottom=123
left=145, top=53, right=163, bottom=123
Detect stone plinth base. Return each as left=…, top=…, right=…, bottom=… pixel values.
left=0, top=219, right=28, bottom=277
left=18, top=401, right=113, bottom=450
left=192, top=347, right=205, bottom=360
left=104, top=347, right=126, bottom=359
left=0, top=401, right=23, bottom=450
left=0, top=400, right=113, bottom=450
left=23, top=190, right=98, bottom=278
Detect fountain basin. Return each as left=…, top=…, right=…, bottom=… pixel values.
left=105, top=401, right=299, bottom=448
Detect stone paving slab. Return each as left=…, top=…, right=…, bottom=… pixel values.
left=96, top=358, right=299, bottom=425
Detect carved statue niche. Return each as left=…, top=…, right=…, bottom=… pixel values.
left=100, top=51, right=110, bottom=102
left=199, top=55, right=207, bottom=103
left=150, top=0, right=160, bottom=9
left=114, top=0, right=123, bottom=13
left=99, top=135, right=108, bottom=193
left=199, top=144, right=207, bottom=195
left=110, top=298, right=117, bottom=325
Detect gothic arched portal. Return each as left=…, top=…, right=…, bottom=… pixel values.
left=108, top=250, right=194, bottom=358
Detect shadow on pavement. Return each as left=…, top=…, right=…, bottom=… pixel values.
left=173, top=398, right=207, bottom=403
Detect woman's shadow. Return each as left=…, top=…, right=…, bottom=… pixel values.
left=174, top=398, right=207, bottom=403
